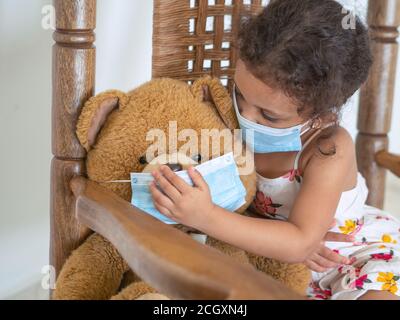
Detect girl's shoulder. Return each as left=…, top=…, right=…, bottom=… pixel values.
left=318, top=125, right=355, bottom=156
left=302, top=125, right=355, bottom=162
left=299, top=125, right=357, bottom=187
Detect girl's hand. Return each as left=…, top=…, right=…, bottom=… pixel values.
left=149, top=165, right=216, bottom=229
left=304, top=221, right=354, bottom=272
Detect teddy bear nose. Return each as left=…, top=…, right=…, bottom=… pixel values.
left=166, top=163, right=183, bottom=172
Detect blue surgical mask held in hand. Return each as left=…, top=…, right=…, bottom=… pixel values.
left=232, top=83, right=311, bottom=154
left=131, top=152, right=247, bottom=224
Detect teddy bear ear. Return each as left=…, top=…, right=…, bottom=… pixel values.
left=190, top=75, right=239, bottom=130
left=76, top=90, right=129, bottom=151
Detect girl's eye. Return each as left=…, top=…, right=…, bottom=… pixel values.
left=235, top=87, right=244, bottom=99
left=261, top=110, right=279, bottom=122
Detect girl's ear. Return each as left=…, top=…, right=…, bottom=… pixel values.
left=190, top=75, right=239, bottom=130
left=76, top=90, right=129, bottom=151
left=310, top=117, right=323, bottom=129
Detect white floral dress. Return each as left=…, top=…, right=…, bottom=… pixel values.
left=250, top=129, right=400, bottom=300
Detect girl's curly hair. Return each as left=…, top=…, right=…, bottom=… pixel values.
left=237, top=0, right=373, bottom=122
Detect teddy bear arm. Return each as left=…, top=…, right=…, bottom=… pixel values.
left=246, top=253, right=311, bottom=296
left=205, top=237, right=250, bottom=266
left=53, top=233, right=130, bottom=300
left=111, top=281, right=160, bottom=300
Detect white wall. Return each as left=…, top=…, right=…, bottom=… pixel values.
left=0, top=0, right=53, bottom=299
left=0, top=0, right=153, bottom=299
left=0, top=0, right=399, bottom=299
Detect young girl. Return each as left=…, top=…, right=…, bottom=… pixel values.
left=149, top=0, right=400, bottom=300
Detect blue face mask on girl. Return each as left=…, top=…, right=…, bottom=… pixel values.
left=232, top=83, right=312, bottom=154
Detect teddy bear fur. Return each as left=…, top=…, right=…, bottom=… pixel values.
left=53, top=75, right=310, bottom=300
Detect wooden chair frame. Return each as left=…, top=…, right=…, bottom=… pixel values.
left=50, top=0, right=400, bottom=299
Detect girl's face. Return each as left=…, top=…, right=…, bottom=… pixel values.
left=233, top=59, right=309, bottom=129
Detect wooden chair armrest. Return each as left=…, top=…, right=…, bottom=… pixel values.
left=70, top=176, right=301, bottom=300
left=376, top=151, right=400, bottom=177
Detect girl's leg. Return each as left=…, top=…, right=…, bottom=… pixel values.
left=358, top=290, right=400, bottom=300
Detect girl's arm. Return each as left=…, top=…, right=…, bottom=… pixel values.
left=150, top=130, right=355, bottom=263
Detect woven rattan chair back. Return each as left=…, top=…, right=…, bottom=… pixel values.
left=152, top=0, right=269, bottom=95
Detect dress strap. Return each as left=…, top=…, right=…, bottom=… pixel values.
left=294, top=122, right=336, bottom=171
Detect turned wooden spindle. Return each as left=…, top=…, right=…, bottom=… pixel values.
left=50, top=0, right=96, bottom=282
left=356, top=0, right=400, bottom=208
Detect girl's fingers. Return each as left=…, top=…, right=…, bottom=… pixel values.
left=152, top=170, right=181, bottom=201
left=304, top=259, right=329, bottom=273
left=153, top=202, right=174, bottom=221
left=160, top=166, right=191, bottom=193
left=149, top=182, right=175, bottom=211
left=323, top=231, right=354, bottom=242
left=310, top=253, right=339, bottom=269
left=319, top=245, right=350, bottom=265
left=188, top=166, right=207, bottom=190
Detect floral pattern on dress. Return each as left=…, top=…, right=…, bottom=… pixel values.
left=339, top=219, right=363, bottom=235
left=381, top=234, right=398, bottom=244
left=252, top=191, right=282, bottom=217
left=349, top=274, right=372, bottom=290
left=370, top=250, right=394, bottom=262
left=376, top=215, right=391, bottom=221
left=377, top=272, right=399, bottom=294
left=353, top=236, right=369, bottom=246
left=307, top=281, right=332, bottom=300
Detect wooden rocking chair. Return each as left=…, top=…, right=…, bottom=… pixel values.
left=50, top=0, right=400, bottom=299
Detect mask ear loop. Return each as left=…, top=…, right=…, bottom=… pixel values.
left=94, top=179, right=131, bottom=183
left=300, top=116, right=338, bottom=138
left=312, top=116, right=338, bottom=130
left=300, top=119, right=314, bottom=136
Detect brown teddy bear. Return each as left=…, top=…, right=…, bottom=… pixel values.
left=53, top=75, right=310, bottom=300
